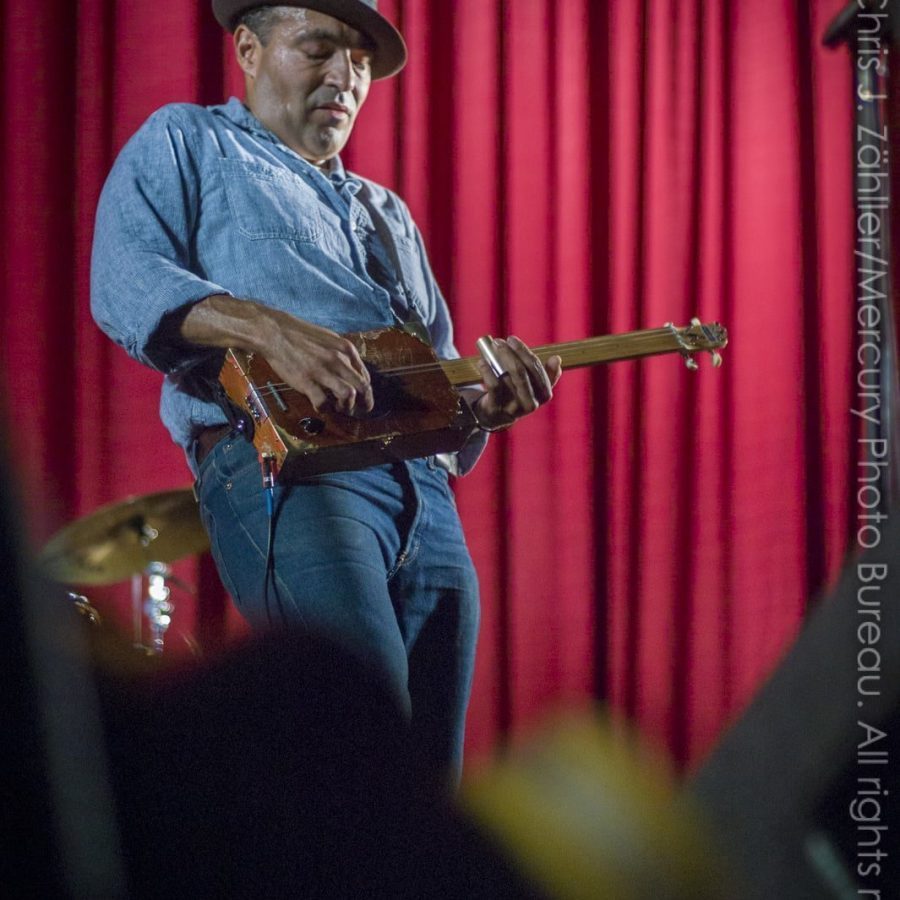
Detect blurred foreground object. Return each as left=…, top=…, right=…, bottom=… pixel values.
left=689, top=512, right=900, bottom=898
left=461, top=715, right=729, bottom=900
left=1, top=453, right=126, bottom=895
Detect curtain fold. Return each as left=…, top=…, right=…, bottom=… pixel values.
left=1, top=0, right=856, bottom=767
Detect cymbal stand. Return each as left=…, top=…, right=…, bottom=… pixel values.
left=144, top=561, right=174, bottom=655
left=131, top=572, right=143, bottom=649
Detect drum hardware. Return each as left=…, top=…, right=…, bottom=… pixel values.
left=67, top=591, right=102, bottom=626
left=135, top=562, right=197, bottom=655
left=40, top=489, right=209, bottom=655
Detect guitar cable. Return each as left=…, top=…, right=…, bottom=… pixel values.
left=260, top=454, right=278, bottom=625
left=207, top=372, right=280, bottom=622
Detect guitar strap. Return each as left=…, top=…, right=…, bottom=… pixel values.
left=354, top=186, right=432, bottom=342
left=355, top=188, right=473, bottom=475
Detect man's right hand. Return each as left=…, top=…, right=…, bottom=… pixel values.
left=181, top=295, right=374, bottom=416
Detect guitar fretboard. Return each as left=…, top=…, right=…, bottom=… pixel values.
left=439, top=326, right=701, bottom=387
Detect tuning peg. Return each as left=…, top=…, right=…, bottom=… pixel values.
left=710, top=351, right=723, bottom=368
left=683, top=355, right=699, bottom=371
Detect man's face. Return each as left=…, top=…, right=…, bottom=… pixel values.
left=236, top=8, right=373, bottom=164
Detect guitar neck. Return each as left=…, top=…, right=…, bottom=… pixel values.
left=440, top=325, right=711, bottom=387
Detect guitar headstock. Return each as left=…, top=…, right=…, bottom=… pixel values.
left=665, top=318, right=728, bottom=370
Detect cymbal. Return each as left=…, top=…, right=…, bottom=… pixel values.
left=40, top=488, right=209, bottom=586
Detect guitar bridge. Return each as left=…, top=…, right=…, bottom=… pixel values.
left=244, top=385, right=269, bottom=423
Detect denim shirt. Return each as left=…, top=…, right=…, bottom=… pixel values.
left=91, top=98, right=485, bottom=474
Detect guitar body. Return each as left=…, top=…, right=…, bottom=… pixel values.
left=218, top=327, right=477, bottom=481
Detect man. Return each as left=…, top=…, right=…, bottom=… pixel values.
left=91, top=0, right=561, bottom=783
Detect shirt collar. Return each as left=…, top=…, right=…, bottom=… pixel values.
left=215, top=96, right=358, bottom=191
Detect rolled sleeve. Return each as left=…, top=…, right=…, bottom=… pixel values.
left=90, top=107, right=229, bottom=374
left=444, top=428, right=489, bottom=477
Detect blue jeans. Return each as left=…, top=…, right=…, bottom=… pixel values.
left=195, top=435, right=480, bottom=783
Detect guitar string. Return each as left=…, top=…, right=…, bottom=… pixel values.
left=248, top=330, right=716, bottom=398
left=253, top=360, right=463, bottom=397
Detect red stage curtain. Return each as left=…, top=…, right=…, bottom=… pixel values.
left=1, top=0, right=856, bottom=768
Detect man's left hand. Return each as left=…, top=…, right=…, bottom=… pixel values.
left=472, top=335, right=562, bottom=432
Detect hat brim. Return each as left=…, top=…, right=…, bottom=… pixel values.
left=213, top=1, right=407, bottom=80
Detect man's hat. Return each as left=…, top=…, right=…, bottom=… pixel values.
left=212, top=1, right=407, bottom=79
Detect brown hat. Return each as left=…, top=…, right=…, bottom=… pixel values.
left=212, top=0, right=407, bottom=79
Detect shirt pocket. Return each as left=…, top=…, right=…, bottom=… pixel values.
left=219, top=157, right=322, bottom=243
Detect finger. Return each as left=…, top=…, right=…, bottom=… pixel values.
left=316, top=347, right=373, bottom=413
left=476, top=358, right=502, bottom=393
left=478, top=357, right=519, bottom=410
left=336, top=338, right=371, bottom=386
left=547, top=355, right=562, bottom=387
left=511, top=365, right=539, bottom=413
left=508, top=336, right=553, bottom=403
left=359, top=381, right=375, bottom=412
left=329, top=349, right=370, bottom=389
left=331, top=352, right=374, bottom=411
left=300, top=381, right=330, bottom=412
left=475, top=360, right=514, bottom=424
left=491, top=341, right=539, bottom=414
left=329, top=386, right=357, bottom=416
left=270, top=356, right=332, bottom=412
left=315, top=372, right=363, bottom=415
